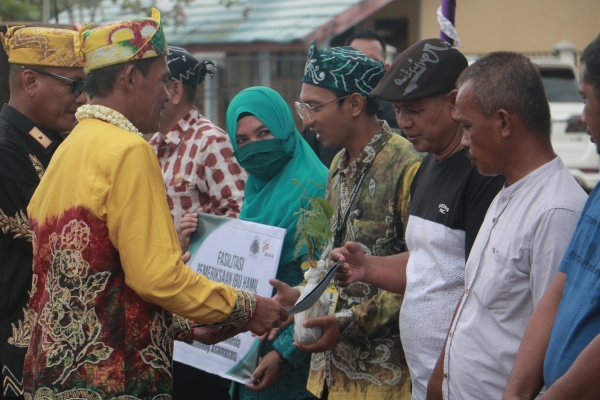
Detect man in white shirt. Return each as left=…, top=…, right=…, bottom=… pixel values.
left=504, top=33, right=600, bottom=400
left=427, top=52, right=588, bottom=400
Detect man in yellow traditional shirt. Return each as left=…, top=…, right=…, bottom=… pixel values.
left=21, top=10, right=287, bottom=399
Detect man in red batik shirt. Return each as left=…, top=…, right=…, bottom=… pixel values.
left=150, top=46, right=246, bottom=235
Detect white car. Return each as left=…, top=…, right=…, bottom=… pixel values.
left=533, top=58, right=599, bottom=191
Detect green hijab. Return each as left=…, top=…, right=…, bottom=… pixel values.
left=226, top=87, right=328, bottom=265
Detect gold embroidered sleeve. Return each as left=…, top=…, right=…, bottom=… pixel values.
left=28, top=154, right=45, bottom=179
left=0, top=208, right=32, bottom=241
left=7, top=308, right=36, bottom=348
left=172, top=314, right=193, bottom=344
left=221, top=290, right=257, bottom=328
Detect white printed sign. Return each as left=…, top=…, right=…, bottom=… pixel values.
left=173, top=213, right=285, bottom=384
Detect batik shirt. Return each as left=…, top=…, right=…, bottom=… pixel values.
left=306, top=122, right=422, bottom=400
left=22, top=118, right=255, bottom=400
left=149, top=107, right=246, bottom=230
left=0, top=105, right=64, bottom=398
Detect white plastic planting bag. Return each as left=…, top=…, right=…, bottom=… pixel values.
left=293, top=262, right=329, bottom=344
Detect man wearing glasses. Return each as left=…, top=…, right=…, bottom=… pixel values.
left=281, top=41, right=422, bottom=399
left=0, top=26, right=86, bottom=398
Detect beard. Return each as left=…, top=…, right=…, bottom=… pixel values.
left=467, top=151, right=476, bottom=162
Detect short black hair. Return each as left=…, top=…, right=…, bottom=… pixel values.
left=330, top=89, right=379, bottom=116
left=344, top=29, right=386, bottom=60
left=581, top=33, right=600, bottom=99
left=8, top=64, right=23, bottom=91
left=182, top=84, right=197, bottom=106
left=85, top=57, right=157, bottom=99
left=457, top=52, right=551, bottom=136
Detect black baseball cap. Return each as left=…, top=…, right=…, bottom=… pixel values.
left=371, top=38, right=467, bottom=102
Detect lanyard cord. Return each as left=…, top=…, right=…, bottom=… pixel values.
left=332, top=135, right=387, bottom=248
left=333, top=161, right=374, bottom=248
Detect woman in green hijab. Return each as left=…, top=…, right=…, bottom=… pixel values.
left=227, top=86, right=328, bottom=400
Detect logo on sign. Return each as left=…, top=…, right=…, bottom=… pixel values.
left=262, top=239, right=275, bottom=262
left=249, top=236, right=260, bottom=259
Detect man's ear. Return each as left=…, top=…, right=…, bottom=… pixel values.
left=119, top=64, right=139, bottom=93
left=497, top=109, right=513, bottom=139
left=21, top=69, right=37, bottom=97
left=349, top=93, right=364, bottom=117
left=169, top=80, right=184, bottom=106
left=448, top=89, right=459, bottom=121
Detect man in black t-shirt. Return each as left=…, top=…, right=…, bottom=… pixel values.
left=329, top=39, right=505, bottom=400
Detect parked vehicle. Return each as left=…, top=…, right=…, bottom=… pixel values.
left=533, top=58, right=599, bottom=191
left=466, top=55, right=598, bottom=191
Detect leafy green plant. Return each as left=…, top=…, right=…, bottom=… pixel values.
left=292, top=178, right=333, bottom=267
left=0, top=0, right=41, bottom=21
left=118, top=0, right=194, bottom=28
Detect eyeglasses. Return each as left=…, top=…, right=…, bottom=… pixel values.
left=295, top=95, right=350, bottom=122
left=21, top=66, right=86, bottom=96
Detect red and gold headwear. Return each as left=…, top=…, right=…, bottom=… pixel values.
left=77, top=8, right=168, bottom=73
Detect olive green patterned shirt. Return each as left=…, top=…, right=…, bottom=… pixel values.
left=307, top=121, right=423, bottom=400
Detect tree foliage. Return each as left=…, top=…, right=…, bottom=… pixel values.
left=0, top=0, right=193, bottom=26
left=218, top=0, right=244, bottom=7
left=0, top=0, right=41, bottom=22
left=114, top=0, right=194, bottom=27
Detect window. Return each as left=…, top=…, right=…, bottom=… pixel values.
left=538, top=67, right=582, bottom=103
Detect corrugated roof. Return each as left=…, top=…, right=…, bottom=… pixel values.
left=57, top=0, right=372, bottom=45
